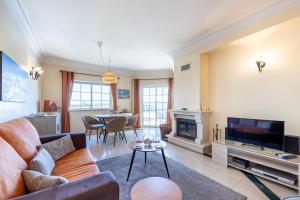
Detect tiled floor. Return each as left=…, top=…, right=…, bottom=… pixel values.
left=88, top=128, right=297, bottom=200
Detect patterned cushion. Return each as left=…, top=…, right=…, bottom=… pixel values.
left=23, top=170, right=68, bottom=193
left=42, top=135, right=76, bottom=161
left=28, top=147, right=55, bottom=175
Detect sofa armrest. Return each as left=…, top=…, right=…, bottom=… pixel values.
left=40, top=133, right=86, bottom=149
left=13, top=171, right=119, bottom=200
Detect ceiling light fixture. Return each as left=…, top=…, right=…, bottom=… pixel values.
left=97, top=41, right=117, bottom=84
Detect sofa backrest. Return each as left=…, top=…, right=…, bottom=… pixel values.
left=0, top=118, right=41, bottom=164
left=0, top=137, right=28, bottom=199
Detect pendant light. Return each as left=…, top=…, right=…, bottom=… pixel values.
left=97, top=41, right=117, bottom=84
left=102, top=57, right=117, bottom=84
left=102, top=70, right=117, bottom=84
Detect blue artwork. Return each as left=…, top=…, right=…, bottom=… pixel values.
left=118, top=89, right=130, bottom=99
left=0, top=51, right=30, bottom=102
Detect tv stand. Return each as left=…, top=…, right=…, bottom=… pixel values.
left=241, top=143, right=264, bottom=151
left=212, top=141, right=300, bottom=193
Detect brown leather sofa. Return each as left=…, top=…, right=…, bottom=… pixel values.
left=0, top=118, right=119, bottom=200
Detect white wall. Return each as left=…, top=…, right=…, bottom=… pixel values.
left=200, top=55, right=209, bottom=107
left=207, top=16, right=300, bottom=136
left=0, top=1, right=41, bottom=122
left=41, top=64, right=132, bottom=132
left=173, top=51, right=201, bottom=111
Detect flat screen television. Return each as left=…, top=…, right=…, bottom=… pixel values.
left=226, top=117, right=284, bottom=150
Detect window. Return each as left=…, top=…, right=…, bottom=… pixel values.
left=142, top=86, right=168, bottom=127
left=70, top=81, right=112, bottom=110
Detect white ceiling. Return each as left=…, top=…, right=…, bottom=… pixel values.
left=19, top=0, right=279, bottom=71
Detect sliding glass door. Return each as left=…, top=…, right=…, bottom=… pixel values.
left=142, top=86, right=168, bottom=127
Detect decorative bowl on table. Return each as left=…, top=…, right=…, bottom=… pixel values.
left=143, top=133, right=154, bottom=149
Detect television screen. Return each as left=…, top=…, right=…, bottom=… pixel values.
left=227, top=117, right=284, bottom=150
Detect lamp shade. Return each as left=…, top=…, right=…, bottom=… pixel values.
left=102, top=70, right=117, bottom=84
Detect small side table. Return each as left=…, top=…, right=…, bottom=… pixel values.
left=130, top=177, right=182, bottom=200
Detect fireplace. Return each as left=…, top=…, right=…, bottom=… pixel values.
left=176, top=118, right=197, bottom=140
left=168, top=110, right=211, bottom=154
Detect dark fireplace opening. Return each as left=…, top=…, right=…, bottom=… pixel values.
left=176, top=118, right=197, bottom=140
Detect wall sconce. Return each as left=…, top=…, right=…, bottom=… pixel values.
left=256, top=57, right=266, bottom=72
left=29, top=67, right=43, bottom=80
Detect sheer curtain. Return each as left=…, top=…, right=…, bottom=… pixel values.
left=166, top=78, right=173, bottom=125
left=133, top=79, right=140, bottom=128
left=111, top=83, right=118, bottom=111
left=61, top=71, right=74, bottom=132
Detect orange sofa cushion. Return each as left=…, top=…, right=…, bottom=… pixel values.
left=52, top=164, right=100, bottom=182
left=0, top=137, right=28, bottom=199
left=0, top=118, right=41, bottom=164
left=51, top=148, right=96, bottom=175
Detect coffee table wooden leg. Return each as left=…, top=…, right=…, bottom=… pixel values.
left=127, top=150, right=136, bottom=181
left=161, top=149, right=170, bottom=178
left=145, top=152, right=147, bottom=164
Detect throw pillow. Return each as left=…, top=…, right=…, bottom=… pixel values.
left=28, top=147, right=55, bottom=175
left=42, top=135, right=76, bottom=161
left=23, top=170, right=68, bottom=193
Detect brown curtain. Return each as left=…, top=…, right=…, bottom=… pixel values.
left=111, top=83, right=118, bottom=111
left=133, top=79, right=140, bottom=128
left=166, top=78, right=173, bottom=125
left=61, top=71, right=74, bottom=133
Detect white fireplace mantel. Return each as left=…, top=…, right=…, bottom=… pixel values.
left=167, top=109, right=211, bottom=154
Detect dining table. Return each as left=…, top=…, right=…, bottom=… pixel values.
left=94, top=113, right=132, bottom=124
left=94, top=113, right=132, bottom=143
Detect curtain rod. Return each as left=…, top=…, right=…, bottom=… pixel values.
left=137, top=78, right=172, bottom=81
left=60, top=71, right=120, bottom=79
left=74, top=72, right=103, bottom=77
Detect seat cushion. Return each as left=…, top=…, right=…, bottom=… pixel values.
left=52, top=164, right=100, bottom=182
left=0, top=137, right=28, bottom=199
left=91, top=123, right=105, bottom=129
left=0, top=118, right=41, bottom=164
left=51, top=148, right=96, bottom=175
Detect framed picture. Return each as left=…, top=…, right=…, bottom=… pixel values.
left=0, top=51, right=30, bottom=102
left=118, top=89, right=130, bottom=99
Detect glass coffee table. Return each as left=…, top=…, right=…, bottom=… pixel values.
left=127, top=140, right=169, bottom=181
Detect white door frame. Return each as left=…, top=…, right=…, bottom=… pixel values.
left=140, top=84, right=168, bottom=128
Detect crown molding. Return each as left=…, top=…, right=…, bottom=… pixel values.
left=133, top=69, right=174, bottom=79
left=43, top=56, right=174, bottom=78
left=3, top=0, right=44, bottom=59
left=169, top=0, right=300, bottom=58
left=42, top=56, right=135, bottom=76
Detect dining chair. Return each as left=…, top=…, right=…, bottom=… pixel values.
left=103, top=117, right=128, bottom=146
left=82, top=115, right=105, bottom=144
left=124, top=114, right=139, bottom=136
